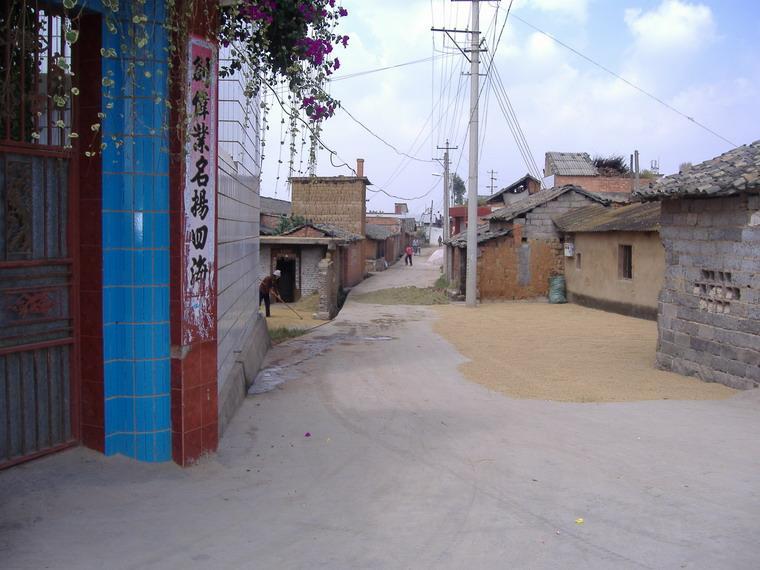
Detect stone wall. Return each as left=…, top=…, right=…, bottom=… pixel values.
left=317, top=253, right=339, bottom=320
left=522, top=191, right=601, bottom=240
left=656, top=194, right=759, bottom=390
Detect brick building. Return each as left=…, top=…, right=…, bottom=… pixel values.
left=554, top=202, right=664, bottom=319
left=259, top=196, right=291, bottom=235
left=364, top=224, right=403, bottom=272
left=545, top=151, right=634, bottom=202
left=446, top=185, right=608, bottom=299
left=484, top=174, right=541, bottom=207
left=635, top=141, right=760, bottom=390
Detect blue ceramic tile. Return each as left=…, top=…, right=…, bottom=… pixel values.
left=135, top=395, right=170, bottom=432
left=105, top=397, right=134, bottom=434
left=136, top=431, right=171, bottom=462
left=106, top=433, right=136, bottom=458
left=104, top=323, right=134, bottom=361
left=103, top=211, right=134, bottom=248
left=153, top=176, right=169, bottom=210
left=133, top=287, right=153, bottom=322
left=134, top=359, right=170, bottom=396
left=134, top=250, right=154, bottom=286
left=133, top=175, right=155, bottom=210
left=154, top=323, right=170, bottom=359
left=153, top=286, right=169, bottom=321
left=104, top=361, right=134, bottom=398
left=103, top=249, right=134, bottom=286
left=103, top=287, right=133, bottom=324
left=133, top=324, right=153, bottom=359
left=132, top=212, right=146, bottom=248
left=154, top=251, right=170, bottom=285
left=102, top=173, right=133, bottom=210
left=145, top=212, right=169, bottom=248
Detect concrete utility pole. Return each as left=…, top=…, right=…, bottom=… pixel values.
left=429, top=199, right=434, bottom=243
left=465, top=0, right=480, bottom=307
left=431, top=0, right=490, bottom=305
left=437, top=139, right=457, bottom=281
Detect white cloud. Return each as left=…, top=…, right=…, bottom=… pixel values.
left=515, top=0, right=590, bottom=22
left=625, top=0, right=715, bottom=54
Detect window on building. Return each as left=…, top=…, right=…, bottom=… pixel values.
left=619, top=245, right=633, bottom=279
left=576, top=252, right=582, bottom=270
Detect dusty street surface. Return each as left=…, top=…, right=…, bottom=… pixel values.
left=352, top=246, right=442, bottom=293
left=2, top=248, right=759, bottom=569
left=435, top=302, right=736, bottom=402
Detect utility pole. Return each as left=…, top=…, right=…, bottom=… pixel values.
left=429, top=199, right=434, bottom=243
left=436, top=139, right=457, bottom=280
left=487, top=170, right=498, bottom=195
left=432, top=0, right=490, bottom=305
left=465, top=0, right=480, bottom=307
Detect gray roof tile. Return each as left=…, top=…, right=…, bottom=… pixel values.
left=486, top=185, right=610, bottom=222
left=545, top=152, right=598, bottom=176
left=635, top=140, right=760, bottom=199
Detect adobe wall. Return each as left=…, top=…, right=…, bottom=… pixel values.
left=340, top=241, right=365, bottom=288
left=555, top=175, right=634, bottom=195
left=565, top=231, right=665, bottom=319
left=316, top=252, right=339, bottom=320
left=656, top=194, right=759, bottom=390
left=477, top=236, right=562, bottom=300
left=292, top=178, right=366, bottom=236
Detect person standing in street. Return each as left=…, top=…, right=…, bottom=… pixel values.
left=438, top=235, right=443, bottom=247
left=259, top=269, right=281, bottom=317
left=405, top=244, right=414, bottom=266
left=412, top=238, right=419, bottom=255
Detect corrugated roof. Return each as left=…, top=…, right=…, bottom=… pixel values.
left=260, top=196, right=292, bottom=216
left=635, top=140, right=760, bottom=199
left=486, top=185, right=610, bottom=222
left=486, top=173, right=540, bottom=203
left=365, top=224, right=395, bottom=240
left=281, top=223, right=362, bottom=241
left=554, top=202, right=661, bottom=233
left=446, top=225, right=513, bottom=248
left=545, top=152, right=598, bottom=176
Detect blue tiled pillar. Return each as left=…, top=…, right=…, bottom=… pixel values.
left=100, top=0, right=171, bottom=461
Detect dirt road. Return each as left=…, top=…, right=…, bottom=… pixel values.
left=2, top=248, right=759, bottom=569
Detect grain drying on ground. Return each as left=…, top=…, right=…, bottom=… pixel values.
left=352, top=286, right=449, bottom=306
left=434, top=302, right=736, bottom=403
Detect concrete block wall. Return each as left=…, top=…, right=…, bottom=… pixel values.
left=523, top=191, right=600, bottom=240
left=301, top=246, right=324, bottom=296
left=656, top=195, right=759, bottom=389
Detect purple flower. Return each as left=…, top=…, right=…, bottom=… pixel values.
left=338, top=7, right=348, bottom=17
left=333, top=58, right=340, bottom=70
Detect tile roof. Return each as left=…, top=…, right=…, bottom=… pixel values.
left=635, top=140, right=760, bottom=199
left=486, top=185, right=610, bottom=222
left=553, top=202, right=661, bottom=233
left=545, top=152, right=598, bottom=176
left=281, top=223, right=362, bottom=241
left=485, top=173, right=541, bottom=203
left=260, top=196, right=292, bottom=216
left=365, top=224, right=395, bottom=241
left=446, top=225, right=513, bottom=248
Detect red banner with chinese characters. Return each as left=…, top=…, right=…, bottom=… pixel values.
left=182, top=37, right=217, bottom=344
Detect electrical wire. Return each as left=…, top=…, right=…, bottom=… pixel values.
left=329, top=53, right=458, bottom=82
left=511, top=13, right=739, bottom=148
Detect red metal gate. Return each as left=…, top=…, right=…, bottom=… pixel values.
left=0, top=3, right=80, bottom=467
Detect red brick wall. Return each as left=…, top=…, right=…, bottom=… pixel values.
left=260, top=212, right=282, bottom=231
left=555, top=175, right=633, bottom=195
left=340, top=241, right=365, bottom=288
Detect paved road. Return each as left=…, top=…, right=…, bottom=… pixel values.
left=353, top=246, right=442, bottom=293
left=2, top=249, right=759, bottom=569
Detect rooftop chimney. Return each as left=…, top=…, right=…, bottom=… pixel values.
left=356, top=158, right=365, bottom=178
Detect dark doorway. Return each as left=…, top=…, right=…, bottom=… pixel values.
left=275, top=258, right=296, bottom=302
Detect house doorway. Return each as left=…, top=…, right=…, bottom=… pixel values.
left=275, top=258, right=297, bottom=302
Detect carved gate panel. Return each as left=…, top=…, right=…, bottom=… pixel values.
left=0, top=3, right=78, bottom=467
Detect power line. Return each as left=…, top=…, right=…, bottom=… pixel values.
left=329, top=53, right=457, bottom=82
left=367, top=177, right=442, bottom=201
left=511, top=13, right=739, bottom=148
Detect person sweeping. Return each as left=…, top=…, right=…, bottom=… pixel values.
left=259, top=269, right=281, bottom=317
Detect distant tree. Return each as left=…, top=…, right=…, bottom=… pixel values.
left=593, top=155, right=630, bottom=176
left=679, top=162, right=693, bottom=173
left=452, top=173, right=466, bottom=205
left=274, top=214, right=309, bottom=235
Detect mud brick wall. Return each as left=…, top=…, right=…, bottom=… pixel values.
left=291, top=178, right=366, bottom=236
left=555, top=175, right=634, bottom=195
left=656, top=194, right=760, bottom=390
left=477, top=235, right=563, bottom=299
left=340, top=241, right=366, bottom=288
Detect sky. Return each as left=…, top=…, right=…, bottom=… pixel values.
left=259, top=0, right=760, bottom=219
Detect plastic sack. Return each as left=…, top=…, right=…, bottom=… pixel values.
left=548, top=275, right=567, bottom=304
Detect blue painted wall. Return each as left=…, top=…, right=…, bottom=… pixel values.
left=96, top=1, right=172, bottom=461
